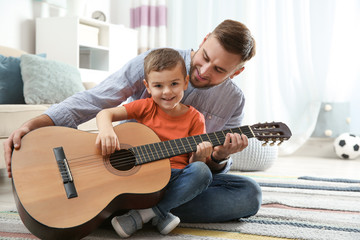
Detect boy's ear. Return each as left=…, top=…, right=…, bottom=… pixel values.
left=184, top=75, right=189, bottom=90
left=143, top=79, right=151, bottom=94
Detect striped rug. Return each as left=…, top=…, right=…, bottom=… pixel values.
left=1, top=173, right=359, bottom=239
left=179, top=173, right=360, bottom=240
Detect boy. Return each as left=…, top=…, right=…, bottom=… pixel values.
left=96, top=48, right=213, bottom=237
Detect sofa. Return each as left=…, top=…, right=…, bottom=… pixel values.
left=0, top=46, right=98, bottom=172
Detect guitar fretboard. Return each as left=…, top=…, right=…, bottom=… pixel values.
left=130, top=126, right=254, bottom=165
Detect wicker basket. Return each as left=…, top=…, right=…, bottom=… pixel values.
left=230, top=138, right=278, bottom=171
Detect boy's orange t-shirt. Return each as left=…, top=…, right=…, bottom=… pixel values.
left=124, top=98, right=206, bottom=169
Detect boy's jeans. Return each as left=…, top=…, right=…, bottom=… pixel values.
left=152, top=161, right=262, bottom=222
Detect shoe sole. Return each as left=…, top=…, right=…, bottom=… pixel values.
left=111, top=217, right=131, bottom=238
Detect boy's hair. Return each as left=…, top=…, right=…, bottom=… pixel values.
left=211, top=19, right=256, bottom=63
left=144, top=48, right=187, bottom=81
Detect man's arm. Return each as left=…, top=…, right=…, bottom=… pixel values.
left=3, top=114, right=54, bottom=178
left=4, top=50, right=154, bottom=179
left=44, top=51, right=150, bottom=128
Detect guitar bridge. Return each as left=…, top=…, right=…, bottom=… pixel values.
left=53, top=147, right=78, bottom=199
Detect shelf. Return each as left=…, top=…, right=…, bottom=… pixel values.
left=79, top=17, right=110, bottom=28
left=79, top=46, right=109, bottom=71
left=79, top=44, right=109, bottom=51
left=36, top=17, right=138, bottom=83
left=79, top=68, right=110, bottom=84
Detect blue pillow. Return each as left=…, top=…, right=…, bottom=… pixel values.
left=0, top=55, right=25, bottom=104
left=0, top=53, right=46, bottom=104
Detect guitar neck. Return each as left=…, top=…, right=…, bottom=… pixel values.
left=131, top=126, right=255, bottom=165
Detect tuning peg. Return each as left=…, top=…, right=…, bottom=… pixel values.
left=262, top=141, right=268, bottom=146
left=277, top=140, right=283, bottom=146
left=270, top=141, right=276, bottom=146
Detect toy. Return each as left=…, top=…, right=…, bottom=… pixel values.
left=333, top=133, right=360, bottom=159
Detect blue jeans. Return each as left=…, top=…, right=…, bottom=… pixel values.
left=152, top=161, right=262, bottom=222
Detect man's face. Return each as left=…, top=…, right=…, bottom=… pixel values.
left=189, top=35, right=244, bottom=88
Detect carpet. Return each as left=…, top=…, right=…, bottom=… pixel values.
left=1, top=173, right=360, bottom=240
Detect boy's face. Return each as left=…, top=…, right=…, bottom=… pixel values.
left=190, top=35, right=245, bottom=88
left=144, top=63, right=189, bottom=115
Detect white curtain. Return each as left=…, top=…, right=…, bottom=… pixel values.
left=130, top=0, right=167, bottom=53
left=167, top=0, right=360, bottom=155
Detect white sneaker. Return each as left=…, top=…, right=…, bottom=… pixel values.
left=153, top=213, right=180, bottom=235
left=111, top=210, right=143, bottom=238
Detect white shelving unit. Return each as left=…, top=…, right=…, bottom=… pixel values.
left=36, top=17, right=138, bottom=83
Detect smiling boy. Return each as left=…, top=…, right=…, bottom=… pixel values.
left=96, top=48, right=214, bottom=237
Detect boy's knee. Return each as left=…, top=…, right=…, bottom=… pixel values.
left=189, top=161, right=212, bottom=183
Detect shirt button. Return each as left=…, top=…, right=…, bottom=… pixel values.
left=208, top=115, right=212, bottom=120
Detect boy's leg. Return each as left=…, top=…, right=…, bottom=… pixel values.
left=171, top=173, right=262, bottom=223
left=152, top=161, right=213, bottom=219
left=111, top=161, right=212, bottom=237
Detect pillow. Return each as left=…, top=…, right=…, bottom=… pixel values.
left=0, top=55, right=25, bottom=104
left=20, top=54, right=85, bottom=104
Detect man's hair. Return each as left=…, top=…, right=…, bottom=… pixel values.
left=144, top=48, right=187, bottom=81
left=211, top=19, right=256, bottom=63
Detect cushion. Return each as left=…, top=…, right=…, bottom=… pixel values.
left=0, top=55, right=25, bottom=104
left=20, top=54, right=85, bottom=104
left=0, top=53, right=46, bottom=104
left=230, top=138, right=278, bottom=171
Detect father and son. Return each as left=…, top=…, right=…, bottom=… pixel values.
left=4, top=19, right=262, bottom=237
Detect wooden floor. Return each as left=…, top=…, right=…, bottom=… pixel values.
left=255, top=154, right=360, bottom=179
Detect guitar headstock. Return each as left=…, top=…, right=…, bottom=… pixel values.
left=250, top=122, right=292, bottom=146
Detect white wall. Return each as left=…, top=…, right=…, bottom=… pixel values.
left=0, top=0, right=132, bottom=53
left=110, top=0, right=132, bottom=28
left=0, top=0, right=38, bottom=53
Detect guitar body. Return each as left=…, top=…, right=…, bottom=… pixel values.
left=11, top=122, right=171, bottom=239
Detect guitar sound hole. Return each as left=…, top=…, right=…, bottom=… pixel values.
left=109, top=149, right=135, bottom=171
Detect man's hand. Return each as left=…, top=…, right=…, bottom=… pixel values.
left=3, top=126, right=31, bottom=178
left=212, top=133, right=248, bottom=161
left=3, top=114, right=54, bottom=178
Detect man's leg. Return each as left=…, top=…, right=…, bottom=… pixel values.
left=171, top=173, right=262, bottom=222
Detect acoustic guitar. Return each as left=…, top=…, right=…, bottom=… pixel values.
left=11, top=122, right=291, bottom=239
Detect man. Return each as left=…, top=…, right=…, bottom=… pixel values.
left=4, top=19, right=261, bottom=223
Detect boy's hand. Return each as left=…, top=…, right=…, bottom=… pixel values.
left=190, top=141, right=213, bottom=163
left=95, top=129, right=121, bottom=156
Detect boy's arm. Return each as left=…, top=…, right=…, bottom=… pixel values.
left=187, top=110, right=226, bottom=171
left=95, top=106, right=128, bottom=155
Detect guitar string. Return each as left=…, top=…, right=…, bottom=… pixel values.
left=66, top=131, right=255, bottom=174
left=66, top=141, right=198, bottom=174
left=59, top=127, right=284, bottom=178
left=68, top=133, right=229, bottom=166
left=63, top=129, right=257, bottom=175
left=67, top=127, right=253, bottom=165
left=66, top=141, right=208, bottom=175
